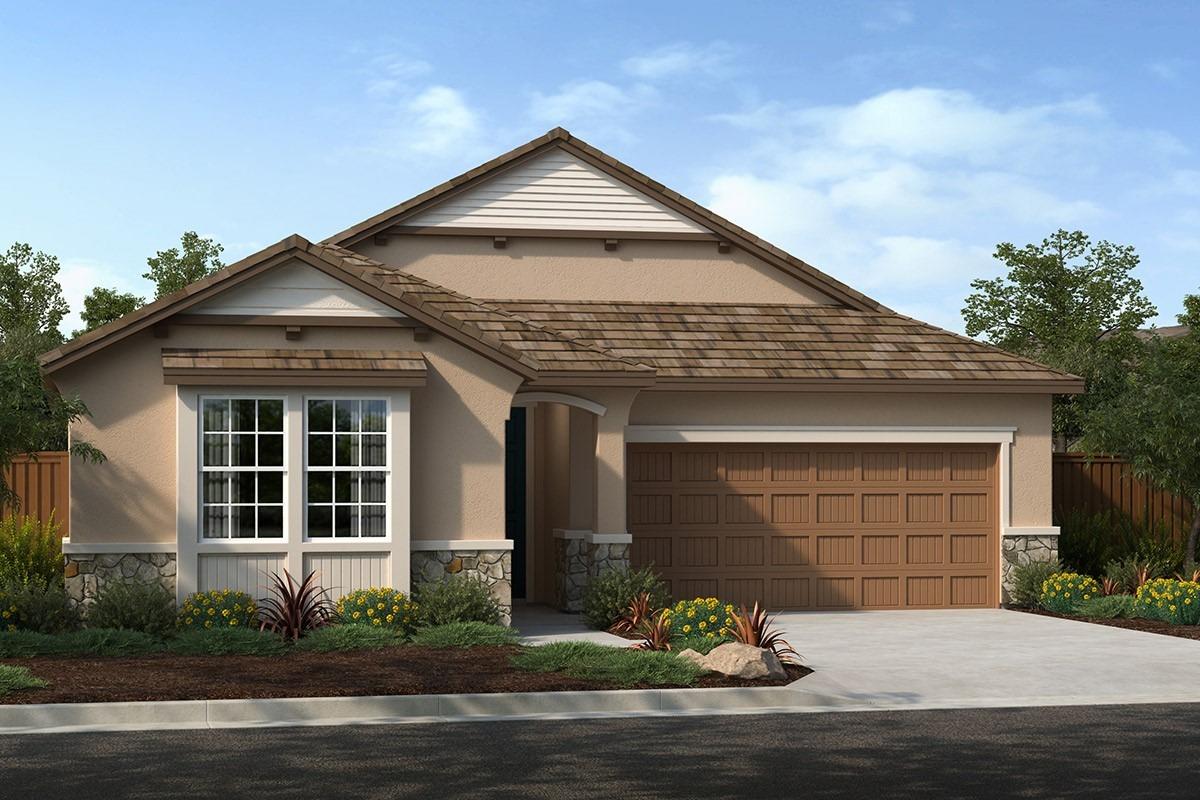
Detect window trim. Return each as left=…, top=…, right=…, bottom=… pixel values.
left=302, top=395, right=393, bottom=543
left=197, top=394, right=289, bottom=542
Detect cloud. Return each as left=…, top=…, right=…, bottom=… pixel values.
left=528, top=80, right=656, bottom=141
left=863, top=2, right=914, bottom=31
left=381, top=85, right=482, bottom=159
left=621, top=42, right=736, bottom=80
left=365, top=54, right=432, bottom=97
left=1147, top=58, right=1188, bottom=82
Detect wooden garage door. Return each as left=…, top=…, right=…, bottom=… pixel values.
left=627, top=444, right=998, bottom=610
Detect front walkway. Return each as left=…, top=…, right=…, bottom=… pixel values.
left=777, top=609, right=1200, bottom=709
left=511, top=604, right=630, bottom=647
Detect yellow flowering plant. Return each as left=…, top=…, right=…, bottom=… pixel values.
left=660, top=597, right=736, bottom=646
left=1039, top=571, right=1100, bottom=614
left=335, top=587, right=418, bottom=636
left=177, top=589, right=257, bottom=631
left=1135, top=577, right=1200, bottom=625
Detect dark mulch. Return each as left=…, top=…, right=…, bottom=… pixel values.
left=1, top=646, right=809, bottom=705
left=1016, top=607, right=1200, bottom=641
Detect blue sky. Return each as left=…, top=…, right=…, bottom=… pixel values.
left=2, top=1, right=1198, bottom=334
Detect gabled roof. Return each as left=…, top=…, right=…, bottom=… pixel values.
left=488, top=300, right=1085, bottom=393
left=322, top=128, right=883, bottom=313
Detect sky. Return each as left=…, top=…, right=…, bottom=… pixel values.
left=1, top=1, right=1198, bottom=335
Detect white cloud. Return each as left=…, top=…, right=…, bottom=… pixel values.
left=1148, top=58, right=1188, bottom=82
left=621, top=42, right=735, bottom=80
left=385, top=85, right=482, bottom=159
left=365, top=54, right=432, bottom=97
left=530, top=80, right=654, bottom=123
left=863, top=2, right=914, bottom=31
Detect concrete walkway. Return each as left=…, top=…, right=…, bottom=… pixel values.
left=511, top=604, right=630, bottom=647
left=776, top=609, right=1200, bottom=708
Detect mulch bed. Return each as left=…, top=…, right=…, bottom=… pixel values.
left=1016, top=607, right=1200, bottom=641
left=1, top=646, right=809, bottom=705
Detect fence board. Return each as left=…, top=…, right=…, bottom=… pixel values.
left=1053, top=453, right=1194, bottom=543
left=1, top=452, right=69, bottom=538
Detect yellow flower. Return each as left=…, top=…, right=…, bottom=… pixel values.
left=230, top=618, right=238, bottom=626
left=352, top=611, right=361, bottom=620
left=386, top=614, right=394, bottom=623
left=682, top=624, right=692, bottom=633
left=184, top=617, right=193, bottom=625
left=207, top=607, right=216, bottom=616
left=699, top=621, right=707, bottom=630
left=709, top=615, right=717, bottom=623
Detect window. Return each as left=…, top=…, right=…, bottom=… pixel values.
left=200, top=398, right=285, bottom=539
left=306, top=399, right=388, bottom=538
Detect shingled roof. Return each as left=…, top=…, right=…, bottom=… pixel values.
left=161, top=348, right=428, bottom=386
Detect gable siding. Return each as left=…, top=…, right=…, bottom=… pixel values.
left=191, top=260, right=405, bottom=318
left=403, top=150, right=710, bottom=233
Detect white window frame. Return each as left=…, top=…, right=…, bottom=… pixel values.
left=303, top=395, right=393, bottom=542
left=197, top=394, right=289, bottom=542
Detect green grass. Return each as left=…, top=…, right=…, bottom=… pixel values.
left=410, top=622, right=518, bottom=648
left=512, top=641, right=703, bottom=687
left=1074, top=594, right=1138, bottom=619
left=0, top=664, right=47, bottom=696
left=167, top=627, right=290, bottom=656
left=293, top=624, right=406, bottom=653
left=0, top=628, right=165, bottom=658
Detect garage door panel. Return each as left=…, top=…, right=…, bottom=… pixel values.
left=629, top=443, right=998, bottom=610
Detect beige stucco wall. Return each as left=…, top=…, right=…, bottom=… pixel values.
left=53, top=322, right=522, bottom=545
left=629, top=391, right=1054, bottom=528
left=353, top=235, right=835, bottom=304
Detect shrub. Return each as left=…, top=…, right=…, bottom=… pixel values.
left=410, top=622, right=518, bottom=648
left=1103, top=556, right=1169, bottom=595
left=1009, top=559, right=1063, bottom=607
left=335, top=587, right=418, bottom=636
left=295, top=624, right=405, bottom=653
left=581, top=567, right=669, bottom=631
left=259, top=570, right=334, bottom=641
left=0, top=628, right=164, bottom=658
left=608, top=592, right=656, bottom=636
left=1135, top=578, right=1200, bottom=625
left=1039, top=572, right=1101, bottom=614
left=670, top=634, right=725, bottom=655
left=0, top=664, right=46, bottom=697
left=415, top=575, right=501, bottom=626
left=0, top=580, right=80, bottom=633
left=177, top=589, right=257, bottom=631
left=1056, top=508, right=1122, bottom=577
left=727, top=602, right=801, bottom=664
left=512, top=641, right=703, bottom=687
left=1074, top=594, right=1137, bottom=619
left=87, top=581, right=176, bottom=636
left=661, top=597, right=736, bottom=646
left=0, top=514, right=61, bottom=588
left=168, top=627, right=289, bottom=656
left=629, top=611, right=673, bottom=652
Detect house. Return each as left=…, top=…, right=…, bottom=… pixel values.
left=39, top=128, right=1081, bottom=618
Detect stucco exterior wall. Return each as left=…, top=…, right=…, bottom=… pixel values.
left=53, top=322, right=522, bottom=546
left=353, top=235, right=835, bottom=304
left=628, top=391, right=1054, bottom=528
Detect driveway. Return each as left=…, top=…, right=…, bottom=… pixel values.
left=776, top=609, right=1200, bottom=710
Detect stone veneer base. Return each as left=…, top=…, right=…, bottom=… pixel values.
left=1001, top=533, right=1060, bottom=605
left=410, top=549, right=513, bottom=625
left=63, top=553, right=178, bottom=608
left=554, top=533, right=630, bottom=613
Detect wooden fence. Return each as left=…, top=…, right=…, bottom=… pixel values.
left=1, top=452, right=69, bottom=538
left=1052, top=453, right=1194, bottom=543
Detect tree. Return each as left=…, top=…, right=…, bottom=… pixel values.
left=0, top=243, right=104, bottom=509
left=74, top=287, right=145, bottom=336
left=962, top=229, right=1156, bottom=442
left=1081, top=292, right=1200, bottom=567
left=142, top=231, right=225, bottom=298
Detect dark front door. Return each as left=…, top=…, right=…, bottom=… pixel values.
left=504, top=407, right=527, bottom=599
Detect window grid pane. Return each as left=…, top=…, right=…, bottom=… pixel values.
left=200, top=398, right=285, bottom=540
left=306, top=398, right=388, bottom=539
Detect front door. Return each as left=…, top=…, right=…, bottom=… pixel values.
left=504, top=408, right=527, bottom=599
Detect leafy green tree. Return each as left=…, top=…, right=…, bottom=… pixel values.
left=962, top=230, right=1156, bottom=442
left=0, top=243, right=104, bottom=509
left=74, top=287, right=144, bottom=336
left=142, top=231, right=225, bottom=298
left=1081, top=293, right=1200, bottom=567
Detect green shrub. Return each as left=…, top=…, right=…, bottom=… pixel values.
left=335, top=587, right=418, bottom=635
left=0, top=580, right=80, bottom=633
left=87, top=581, right=175, bottom=636
left=0, top=514, right=61, bottom=588
left=670, top=634, right=725, bottom=655
left=415, top=576, right=501, bottom=626
left=1074, top=594, right=1137, bottom=619
left=512, top=641, right=702, bottom=687
left=1057, top=507, right=1183, bottom=577
left=294, top=624, right=405, bottom=653
left=168, top=627, right=288, bottom=656
left=581, top=566, right=669, bottom=630
left=1008, top=560, right=1063, bottom=607
left=177, top=589, right=257, bottom=631
left=0, top=628, right=164, bottom=658
left=661, top=597, right=737, bottom=645
left=1103, top=555, right=1173, bottom=595
left=1135, top=578, right=1200, bottom=625
left=0, top=664, right=46, bottom=696
left=1039, top=572, right=1101, bottom=613
left=410, top=622, right=518, bottom=648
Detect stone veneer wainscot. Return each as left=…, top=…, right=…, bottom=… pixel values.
left=410, top=548, right=513, bottom=625
left=1000, top=532, right=1060, bottom=605
left=553, top=530, right=631, bottom=613
left=63, top=553, right=178, bottom=608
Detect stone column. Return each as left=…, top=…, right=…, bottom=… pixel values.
left=553, top=530, right=631, bottom=612
left=1000, top=531, right=1060, bottom=605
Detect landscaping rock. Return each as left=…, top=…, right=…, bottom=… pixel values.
left=702, top=643, right=786, bottom=680
left=676, top=648, right=709, bottom=669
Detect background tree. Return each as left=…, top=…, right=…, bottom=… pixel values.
left=1080, top=293, right=1200, bottom=567
left=0, top=243, right=104, bottom=508
left=962, top=229, right=1156, bottom=443
left=74, top=286, right=144, bottom=336
left=142, top=231, right=225, bottom=298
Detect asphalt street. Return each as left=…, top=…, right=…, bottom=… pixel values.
left=0, top=703, right=1188, bottom=799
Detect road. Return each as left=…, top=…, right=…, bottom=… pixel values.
left=0, top=704, right=1188, bottom=798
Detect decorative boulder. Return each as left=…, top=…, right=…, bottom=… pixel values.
left=676, top=648, right=709, bottom=669
left=701, top=642, right=787, bottom=680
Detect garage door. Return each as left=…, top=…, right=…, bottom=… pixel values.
left=627, top=444, right=998, bottom=610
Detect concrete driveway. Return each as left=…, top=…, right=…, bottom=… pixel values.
left=776, top=609, right=1200, bottom=710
